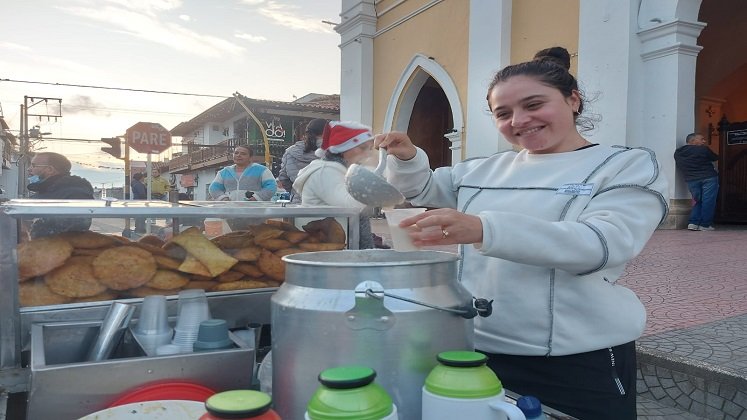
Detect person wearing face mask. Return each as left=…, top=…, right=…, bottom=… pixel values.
left=27, top=151, right=94, bottom=238
left=375, top=47, right=669, bottom=419
left=278, top=118, right=327, bottom=203
left=293, top=121, right=377, bottom=249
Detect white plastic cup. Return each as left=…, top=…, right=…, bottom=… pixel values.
left=384, top=208, right=426, bottom=251
left=155, top=343, right=182, bottom=356
left=173, top=289, right=210, bottom=352
left=133, top=330, right=173, bottom=356
left=134, top=295, right=171, bottom=336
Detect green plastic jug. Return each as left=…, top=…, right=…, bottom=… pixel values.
left=305, top=366, right=398, bottom=420
left=423, top=351, right=526, bottom=420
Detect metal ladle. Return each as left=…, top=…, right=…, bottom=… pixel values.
left=345, top=147, right=405, bottom=207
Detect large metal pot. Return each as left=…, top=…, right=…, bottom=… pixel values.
left=272, top=250, right=475, bottom=420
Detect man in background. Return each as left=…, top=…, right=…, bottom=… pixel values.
left=27, top=152, right=94, bottom=238
left=146, top=166, right=171, bottom=200
left=674, top=133, right=720, bottom=231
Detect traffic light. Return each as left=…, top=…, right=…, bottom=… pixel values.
left=101, top=137, right=122, bottom=159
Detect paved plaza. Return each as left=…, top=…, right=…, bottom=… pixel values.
left=372, top=220, right=747, bottom=419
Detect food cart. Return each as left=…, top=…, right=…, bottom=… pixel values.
left=0, top=199, right=360, bottom=419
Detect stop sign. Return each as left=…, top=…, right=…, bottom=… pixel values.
left=126, top=122, right=172, bottom=154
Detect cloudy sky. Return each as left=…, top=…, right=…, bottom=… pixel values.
left=1, top=0, right=341, bottom=187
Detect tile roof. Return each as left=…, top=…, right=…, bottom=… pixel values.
left=170, top=93, right=339, bottom=137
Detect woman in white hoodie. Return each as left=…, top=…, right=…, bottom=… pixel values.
left=293, top=121, right=376, bottom=249
left=376, top=47, right=669, bottom=420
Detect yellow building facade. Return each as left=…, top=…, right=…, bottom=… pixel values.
left=337, top=0, right=747, bottom=227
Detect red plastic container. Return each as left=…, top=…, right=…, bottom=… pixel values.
left=109, top=381, right=216, bottom=407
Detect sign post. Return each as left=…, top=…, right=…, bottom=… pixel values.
left=126, top=122, right=172, bottom=154
left=126, top=122, right=172, bottom=232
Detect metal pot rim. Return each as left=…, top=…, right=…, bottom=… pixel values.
left=281, top=249, right=459, bottom=267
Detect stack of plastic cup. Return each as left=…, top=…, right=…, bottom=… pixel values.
left=172, top=289, right=211, bottom=353
left=132, top=295, right=173, bottom=356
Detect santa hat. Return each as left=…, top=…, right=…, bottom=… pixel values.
left=316, top=121, right=374, bottom=157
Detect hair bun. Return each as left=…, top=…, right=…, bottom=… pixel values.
left=533, top=47, right=571, bottom=70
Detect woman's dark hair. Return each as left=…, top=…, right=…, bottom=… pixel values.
left=304, top=119, right=327, bottom=153
left=234, top=144, right=253, bottom=156
left=486, top=46, right=593, bottom=132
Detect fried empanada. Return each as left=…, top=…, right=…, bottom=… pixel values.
left=255, top=238, right=292, bottom=251
left=45, top=256, right=108, bottom=298
left=18, top=236, right=74, bottom=280
left=231, top=246, right=262, bottom=262
left=257, top=249, right=285, bottom=281
left=217, top=270, right=245, bottom=283
left=19, top=281, right=73, bottom=307
left=58, top=231, right=119, bottom=249
left=92, top=246, right=157, bottom=290
left=298, top=242, right=347, bottom=251
left=169, top=227, right=237, bottom=277
left=211, top=231, right=255, bottom=249
left=232, top=262, right=264, bottom=278
left=211, top=280, right=269, bottom=292
left=146, top=269, right=190, bottom=290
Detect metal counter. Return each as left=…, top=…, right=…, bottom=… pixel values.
left=0, top=199, right=360, bottom=392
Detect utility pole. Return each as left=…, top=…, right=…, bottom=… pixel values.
left=17, top=96, right=62, bottom=197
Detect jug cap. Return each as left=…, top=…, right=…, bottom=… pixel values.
left=425, top=351, right=503, bottom=398
left=318, top=366, right=376, bottom=389
left=205, top=390, right=272, bottom=417
left=307, top=366, right=393, bottom=420
left=517, top=395, right=543, bottom=418
left=437, top=350, right=488, bottom=367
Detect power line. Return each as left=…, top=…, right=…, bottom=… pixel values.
left=0, top=78, right=230, bottom=99
left=63, top=105, right=193, bottom=116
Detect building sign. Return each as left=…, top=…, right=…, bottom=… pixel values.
left=264, top=118, right=286, bottom=142
left=727, top=129, right=747, bottom=145
left=180, top=174, right=196, bottom=187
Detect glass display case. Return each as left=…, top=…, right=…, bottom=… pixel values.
left=0, top=198, right=360, bottom=373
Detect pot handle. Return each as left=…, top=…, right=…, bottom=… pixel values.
left=365, top=289, right=493, bottom=319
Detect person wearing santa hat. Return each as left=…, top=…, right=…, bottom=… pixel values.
left=293, top=121, right=378, bottom=249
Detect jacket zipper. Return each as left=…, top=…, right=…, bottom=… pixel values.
left=608, top=347, right=626, bottom=395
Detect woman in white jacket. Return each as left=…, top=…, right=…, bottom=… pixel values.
left=376, top=47, right=669, bottom=420
left=278, top=118, right=326, bottom=203
left=293, top=121, right=376, bottom=249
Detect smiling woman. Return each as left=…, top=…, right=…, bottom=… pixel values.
left=376, top=46, right=670, bottom=420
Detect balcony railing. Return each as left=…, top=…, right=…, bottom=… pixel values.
left=168, top=137, right=287, bottom=176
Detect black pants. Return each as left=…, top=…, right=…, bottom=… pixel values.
left=480, top=341, right=637, bottom=420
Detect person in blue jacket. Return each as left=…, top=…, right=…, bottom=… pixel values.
left=208, top=145, right=277, bottom=230
left=209, top=145, right=277, bottom=202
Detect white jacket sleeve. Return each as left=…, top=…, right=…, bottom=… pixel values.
left=478, top=150, right=669, bottom=274
left=386, top=148, right=459, bottom=209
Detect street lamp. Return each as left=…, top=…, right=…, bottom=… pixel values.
left=29, top=125, right=52, bottom=140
